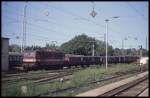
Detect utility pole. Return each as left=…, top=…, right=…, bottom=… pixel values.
left=147, top=32, right=149, bottom=50
left=122, top=39, right=125, bottom=63
left=89, top=1, right=97, bottom=56
left=22, top=3, right=27, bottom=53
left=51, top=41, right=57, bottom=50
left=146, top=36, right=147, bottom=50
left=122, top=40, right=124, bottom=56
left=104, top=16, right=119, bottom=70
left=104, top=33, right=106, bottom=43
left=89, top=3, right=120, bottom=69
left=122, top=37, right=128, bottom=63
left=140, top=45, right=142, bottom=58
left=105, top=19, right=109, bottom=70
left=92, top=42, right=95, bottom=56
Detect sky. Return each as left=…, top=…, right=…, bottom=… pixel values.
left=2, top=1, right=148, bottom=49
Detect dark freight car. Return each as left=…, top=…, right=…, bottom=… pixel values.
left=82, top=56, right=102, bottom=66
left=9, top=52, right=23, bottom=69
left=64, top=54, right=83, bottom=67
left=65, top=55, right=103, bottom=68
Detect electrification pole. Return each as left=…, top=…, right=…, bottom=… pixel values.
left=105, top=19, right=109, bottom=70
left=122, top=38, right=127, bottom=63
left=104, top=33, right=106, bottom=43
left=104, top=16, right=119, bottom=70
left=140, top=45, right=142, bottom=58
left=122, top=40, right=124, bottom=56
left=92, top=43, right=95, bottom=56
left=22, top=3, right=27, bottom=53
left=89, top=2, right=120, bottom=69
left=147, top=32, right=149, bottom=50
left=146, top=36, right=147, bottom=50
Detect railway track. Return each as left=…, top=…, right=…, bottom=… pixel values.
left=36, top=65, right=148, bottom=84
left=100, top=75, right=148, bottom=97
left=2, top=65, right=147, bottom=84
left=76, top=71, right=148, bottom=97
left=36, top=68, right=148, bottom=96
left=30, top=64, right=149, bottom=84
left=116, top=79, right=148, bottom=97
left=2, top=67, right=83, bottom=89
left=2, top=67, right=82, bottom=82
left=2, top=67, right=80, bottom=77
left=2, top=64, right=148, bottom=96
left=33, top=71, right=73, bottom=84
left=138, top=88, right=149, bottom=96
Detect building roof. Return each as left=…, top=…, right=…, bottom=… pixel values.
left=2, top=37, right=9, bottom=40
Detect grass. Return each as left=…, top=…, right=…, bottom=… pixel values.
left=70, top=68, right=105, bottom=87
left=2, top=81, right=54, bottom=96
left=2, top=63, right=145, bottom=96
left=70, top=63, right=140, bottom=87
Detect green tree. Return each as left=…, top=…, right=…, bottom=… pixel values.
left=45, top=43, right=60, bottom=51
left=9, top=44, right=21, bottom=52
left=60, top=34, right=113, bottom=56
left=113, top=48, right=122, bottom=56
left=140, top=49, right=149, bottom=56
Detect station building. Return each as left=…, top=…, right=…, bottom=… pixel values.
left=2, top=37, right=9, bottom=71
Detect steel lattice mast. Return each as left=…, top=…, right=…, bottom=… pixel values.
left=22, top=3, right=27, bottom=53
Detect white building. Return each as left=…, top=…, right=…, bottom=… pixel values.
left=2, top=37, right=9, bottom=71
left=140, top=57, right=149, bottom=65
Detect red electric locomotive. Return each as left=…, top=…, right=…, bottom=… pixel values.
left=23, top=50, right=65, bottom=70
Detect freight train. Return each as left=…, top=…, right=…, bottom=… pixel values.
left=9, top=50, right=140, bottom=70
left=9, top=52, right=23, bottom=69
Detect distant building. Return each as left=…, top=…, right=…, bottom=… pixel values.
left=140, top=57, right=149, bottom=65
left=2, top=37, right=9, bottom=71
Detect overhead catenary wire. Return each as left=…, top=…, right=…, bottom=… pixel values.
left=47, top=3, right=142, bottom=48
left=2, top=19, right=61, bottom=45
left=2, top=18, right=58, bottom=42
left=45, top=4, right=125, bottom=34
left=126, top=2, right=148, bottom=21
left=28, top=2, right=122, bottom=34
left=126, top=2, right=148, bottom=50
left=3, top=23, right=52, bottom=41
left=3, top=4, right=98, bottom=34
left=3, top=15, right=82, bottom=47
left=4, top=15, right=59, bottom=34
left=3, top=5, right=66, bottom=33
left=3, top=6, right=64, bottom=27
left=4, top=27, right=58, bottom=45
left=3, top=28, right=54, bottom=43
left=4, top=3, right=128, bottom=39
left=2, top=6, right=118, bottom=47
left=3, top=3, right=58, bottom=46
left=3, top=2, right=147, bottom=49
left=4, top=2, right=147, bottom=37
left=2, top=13, right=108, bottom=50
